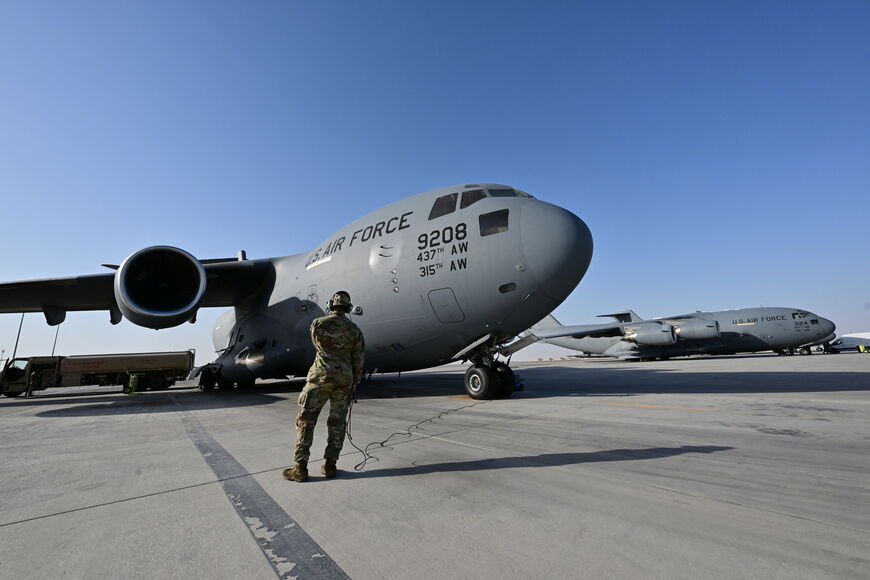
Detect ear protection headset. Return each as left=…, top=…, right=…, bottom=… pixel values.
left=327, top=291, right=353, bottom=312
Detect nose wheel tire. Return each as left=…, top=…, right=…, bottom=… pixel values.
left=465, top=365, right=499, bottom=400
left=492, top=363, right=517, bottom=398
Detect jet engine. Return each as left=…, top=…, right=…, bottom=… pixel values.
left=625, top=323, right=678, bottom=346
left=672, top=318, right=720, bottom=340
left=114, top=246, right=207, bottom=329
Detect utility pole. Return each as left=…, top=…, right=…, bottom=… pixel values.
left=12, top=313, right=24, bottom=359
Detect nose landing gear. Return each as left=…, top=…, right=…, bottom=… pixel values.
left=464, top=360, right=520, bottom=399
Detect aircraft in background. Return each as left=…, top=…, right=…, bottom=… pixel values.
left=527, top=307, right=836, bottom=360
left=0, top=184, right=592, bottom=399
left=829, top=333, right=870, bottom=353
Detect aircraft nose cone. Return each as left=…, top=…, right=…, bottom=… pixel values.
left=823, top=317, right=836, bottom=336
left=520, top=202, right=593, bottom=303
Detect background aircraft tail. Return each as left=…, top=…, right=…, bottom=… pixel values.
left=531, top=314, right=562, bottom=331
left=597, top=310, right=643, bottom=323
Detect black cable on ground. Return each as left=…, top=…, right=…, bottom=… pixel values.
left=345, top=397, right=488, bottom=471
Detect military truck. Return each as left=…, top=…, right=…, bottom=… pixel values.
left=0, top=350, right=195, bottom=397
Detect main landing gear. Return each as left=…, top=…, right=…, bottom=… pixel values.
left=198, top=368, right=236, bottom=391
left=464, top=360, right=520, bottom=400
left=776, top=347, right=812, bottom=356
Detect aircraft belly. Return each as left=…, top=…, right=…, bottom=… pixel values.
left=719, top=332, right=769, bottom=352
left=216, top=302, right=316, bottom=381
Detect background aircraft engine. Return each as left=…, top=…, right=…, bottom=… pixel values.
left=114, top=246, right=207, bottom=329
left=625, top=323, right=678, bottom=346
left=673, top=318, right=720, bottom=340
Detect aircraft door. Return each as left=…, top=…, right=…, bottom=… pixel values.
left=428, top=288, right=465, bottom=323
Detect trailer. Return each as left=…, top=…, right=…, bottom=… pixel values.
left=0, top=350, right=195, bottom=397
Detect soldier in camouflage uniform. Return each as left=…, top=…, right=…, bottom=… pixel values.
left=284, top=291, right=365, bottom=482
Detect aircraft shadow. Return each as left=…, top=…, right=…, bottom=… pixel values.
left=260, top=362, right=870, bottom=400
left=33, top=388, right=285, bottom=418
left=242, top=374, right=464, bottom=399
left=1, top=393, right=140, bottom=408
left=18, top=362, right=868, bottom=417
left=14, top=375, right=440, bottom=417
left=344, top=445, right=734, bottom=479
left=508, top=366, right=870, bottom=398
left=264, top=365, right=870, bottom=400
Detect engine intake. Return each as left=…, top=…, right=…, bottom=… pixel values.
left=625, top=323, right=677, bottom=346
left=114, top=246, right=207, bottom=329
left=673, top=318, right=720, bottom=340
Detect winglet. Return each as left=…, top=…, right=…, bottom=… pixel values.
left=597, top=310, right=643, bottom=323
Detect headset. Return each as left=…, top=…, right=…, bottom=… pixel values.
left=327, top=290, right=353, bottom=312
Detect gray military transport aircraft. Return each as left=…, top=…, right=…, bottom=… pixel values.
left=528, top=307, right=836, bottom=360
left=0, top=184, right=592, bottom=399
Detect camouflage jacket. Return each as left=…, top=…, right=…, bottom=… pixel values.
left=306, top=313, right=365, bottom=386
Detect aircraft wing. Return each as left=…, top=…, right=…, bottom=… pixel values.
left=0, top=258, right=273, bottom=321
left=0, top=273, right=116, bottom=313
left=530, top=314, right=718, bottom=345
left=197, top=259, right=274, bottom=307
left=501, top=321, right=628, bottom=356
left=529, top=322, right=627, bottom=340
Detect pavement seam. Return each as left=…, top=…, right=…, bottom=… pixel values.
left=171, top=395, right=349, bottom=580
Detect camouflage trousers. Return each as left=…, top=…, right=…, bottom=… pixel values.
left=293, top=381, right=351, bottom=463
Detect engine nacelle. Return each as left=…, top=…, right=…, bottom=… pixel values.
left=114, top=246, right=207, bottom=329
left=625, top=323, right=677, bottom=346
left=672, top=318, right=720, bottom=340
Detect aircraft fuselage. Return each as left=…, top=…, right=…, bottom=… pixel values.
left=213, top=184, right=592, bottom=382
left=544, top=307, right=835, bottom=360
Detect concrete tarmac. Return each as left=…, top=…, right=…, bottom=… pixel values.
left=1, top=353, right=868, bottom=579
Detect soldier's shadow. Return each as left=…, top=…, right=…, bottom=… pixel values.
left=341, top=445, right=733, bottom=479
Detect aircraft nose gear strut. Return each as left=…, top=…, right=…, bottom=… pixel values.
left=454, top=334, right=526, bottom=399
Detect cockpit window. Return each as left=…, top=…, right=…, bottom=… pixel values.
left=487, top=188, right=533, bottom=198
left=479, top=209, right=509, bottom=236
left=428, top=193, right=458, bottom=220
left=460, top=189, right=487, bottom=209
left=810, top=319, right=819, bottom=325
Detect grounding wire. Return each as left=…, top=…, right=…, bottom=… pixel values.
left=344, top=395, right=488, bottom=471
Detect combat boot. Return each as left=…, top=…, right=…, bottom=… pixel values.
left=321, top=459, right=338, bottom=479
left=283, top=461, right=308, bottom=482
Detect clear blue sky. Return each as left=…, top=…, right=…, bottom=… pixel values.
left=2, top=1, right=868, bottom=364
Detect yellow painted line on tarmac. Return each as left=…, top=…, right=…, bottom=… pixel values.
left=590, top=402, right=711, bottom=412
